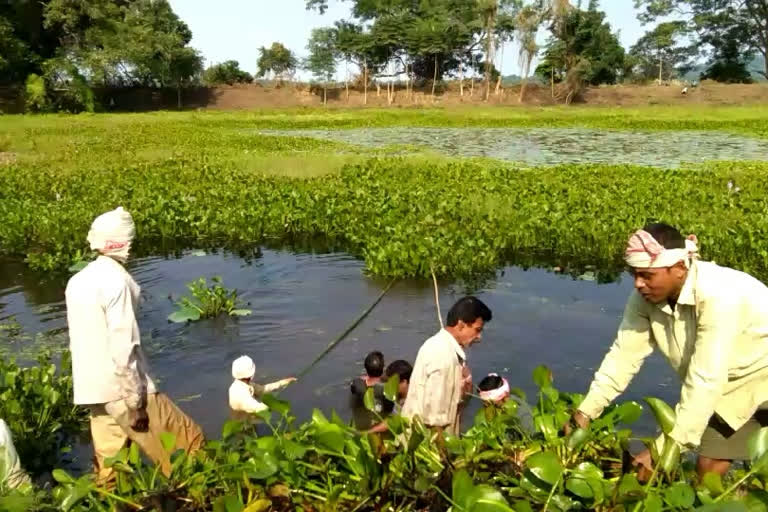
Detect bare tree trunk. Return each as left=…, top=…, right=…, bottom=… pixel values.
left=459, top=61, right=464, bottom=97
left=376, top=81, right=381, bottom=97
left=323, top=84, right=327, bottom=105
left=345, top=60, right=350, bottom=102
left=364, top=62, right=368, bottom=105
left=431, top=54, right=438, bottom=101
left=551, top=67, right=555, bottom=99
left=471, top=76, right=474, bottom=96
left=658, top=52, right=663, bottom=85
left=177, top=82, right=182, bottom=109
left=495, top=40, right=504, bottom=97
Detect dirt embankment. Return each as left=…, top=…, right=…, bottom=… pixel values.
left=2, top=81, right=767, bottom=113
left=206, top=81, right=768, bottom=110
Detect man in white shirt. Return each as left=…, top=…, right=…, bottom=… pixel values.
left=402, top=296, right=492, bottom=439
left=0, top=419, right=29, bottom=490
left=66, top=207, right=204, bottom=484
left=229, top=355, right=296, bottom=414
left=567, top=223, right=768, bottom=479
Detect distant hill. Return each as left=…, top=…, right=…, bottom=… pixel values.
left=682, top=56, right=766, bottom=82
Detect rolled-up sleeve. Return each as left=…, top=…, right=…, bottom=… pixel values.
left=669, top=297, right=734, bottom=448
left=579, top=292, right=654, bottom=419
left=105, top=283, right=145, bottom=410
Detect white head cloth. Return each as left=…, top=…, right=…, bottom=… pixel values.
left=232, top=355, right=256, bottom=379
left=624, top=229, right=699, bottom=269
left=478, top=374, right=510, bottom=404
left=87, top=207, right=135, bottom=262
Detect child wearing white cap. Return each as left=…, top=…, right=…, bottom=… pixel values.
left=229, top=355, right=296, bottom=414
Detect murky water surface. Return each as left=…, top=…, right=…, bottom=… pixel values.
left=262, top=127, right=768, bottom=167
left=1, top=249, right=679, bottom=471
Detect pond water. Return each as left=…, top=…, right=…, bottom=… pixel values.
left=262, top=127, right=768, bottom=167
left=0, top=248, right=679, bottom=472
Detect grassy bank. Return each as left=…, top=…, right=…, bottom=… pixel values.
left=1, top=108, right=768, bottom=279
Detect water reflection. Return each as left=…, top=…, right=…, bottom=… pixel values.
left=261, top=127, right=768, bottom=167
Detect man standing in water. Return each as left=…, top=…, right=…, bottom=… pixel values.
left=66, top=207, right=204, bottom=484
left=568, top=223, right=768, bottom=479
left=403, top=296, right=492, bottom=439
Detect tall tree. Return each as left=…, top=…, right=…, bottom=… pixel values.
left=202, top=60, right=253, bottom=85
left=634, top=0, right=768, bottom=80
left=257, top=42, right=298, bottom=81
left=629, top=21, right=696, bottom=82
left=515, top=5, right=543, bottom=102
left=536, top=2, right=626, bottom=97
left=306, top=27, right=337, bottom=105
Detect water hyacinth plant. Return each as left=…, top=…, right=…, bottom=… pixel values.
left=168, top=277, right=251, bottom=323
left=0, top=365, right=766, bottom=510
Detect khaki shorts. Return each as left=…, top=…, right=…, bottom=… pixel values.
left=700, top=404, right=768, bottom=460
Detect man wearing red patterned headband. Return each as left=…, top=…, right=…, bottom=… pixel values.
left=566, top=222, right=768, bottom=480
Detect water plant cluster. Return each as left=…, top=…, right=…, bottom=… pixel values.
left=3, top=366, right=768, bottom=511
left=1, top=110, right=768, bottom=281
left=168, top=277, right=252, bottom=323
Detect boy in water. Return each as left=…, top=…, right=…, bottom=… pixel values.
left=350, top=352, right=387, bottom=429
left=229, top=355, right=296, bottom=415
left=368, top=360, right=414, bottom=434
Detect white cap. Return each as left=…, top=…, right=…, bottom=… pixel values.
left=232, top=355, right=256, bottom=379
left=87, top=207, right=135, bottom=262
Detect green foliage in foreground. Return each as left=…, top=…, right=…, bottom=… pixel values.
left=6, top=366, right=768, bottom=511
left=0, top=352, right=87, bottom=477
left=1, top=152, right=768, bottom=281
left=168, top=277, right=252, bottom=323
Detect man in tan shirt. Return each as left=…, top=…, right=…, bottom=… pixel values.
left=568, top=223, right=768, bottom=479
left=402, top=296, right=492, bottom=438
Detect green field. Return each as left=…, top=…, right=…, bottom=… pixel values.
left=1, top=106, right=768, bottom=281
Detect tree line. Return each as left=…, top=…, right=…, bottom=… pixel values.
left=1, top=0, right=766, bottom=111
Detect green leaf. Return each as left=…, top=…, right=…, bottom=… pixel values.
left=52, top=468, right=75, bottom=484
left=644, top=397, right=676, bottom=434
left=452, top=469, right=474, bottom=510
left=129, top=440, right=141, bottom=466
left=168, top=305, right=201, bottom=323
left=532, top=365, right=553, bottom=389
left=613, top=401, right=643, bottom=424
left=160, top=432, right=177, bottom=453
left=702, top=471, right=725, bottom=497
left=363, top=387, right=375, bottom=411
left=0, top=495, right=36, bottom=512
left=315, top=423, right=346, bottom=453
left=214, top=494, right=244, bottom=512
left=384, top=373, right=400, bottom=402
left=467, top=484, right=515, bottom=512
left=523, top=451, right=563, bottom=491
left=659, top=435, right=681, bottom=474
left=249, top=450, right=279, bottom=480
left=261, top=393, right=290, bottom=416
left=748, top=427, right=768, bottom=462
left=745, top=490, right=768, bottom=512
left=312, top=409, right=329, bottom=425
left=572, top=461, right=603, bottom=480
left=617, top=474, right=644, bottom=503
left=282, top=440, right=308, bottom=460
left=222, top=420, right=243, bottom=440
left=644, top=494, right=664, bottom=512
left=567, top=428, right=591, bottom=451
left=696, top=503, right=749, bottom=512
left=663, top=482, right=695, bottom=510
left=229, top=309, right=252, bottom=317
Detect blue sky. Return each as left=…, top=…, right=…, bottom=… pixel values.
left=168, top=0, right=647, bottom=78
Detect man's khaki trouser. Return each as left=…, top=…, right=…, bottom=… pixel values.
left=89, top=392, right=205, bottom=484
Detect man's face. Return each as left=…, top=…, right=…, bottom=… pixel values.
left=398, top=380, right=409, bottom=401
left=455, top=318, right=485, bottom=347
left=631, top=263, right=687, bottom=304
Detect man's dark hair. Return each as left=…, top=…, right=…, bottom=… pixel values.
left=446, top=296, right=492, bottom=327
left=385, top=360, right=413, bottom=382
left=364, top=351, right=385, bottom=377
left=478, top=374, right=503, bottom=392
left=644, top=223, right=685, bottom=250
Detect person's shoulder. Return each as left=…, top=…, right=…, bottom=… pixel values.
left=350, top=377, right=367, bottom=396
left=695, top=261, right=768, bottom=304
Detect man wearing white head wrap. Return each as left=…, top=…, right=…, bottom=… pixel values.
left=565, top=223, right=768, bottom=480
left=228, top=355, right=296, bottom=414
left=66, top=207, right=204, bottom=484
